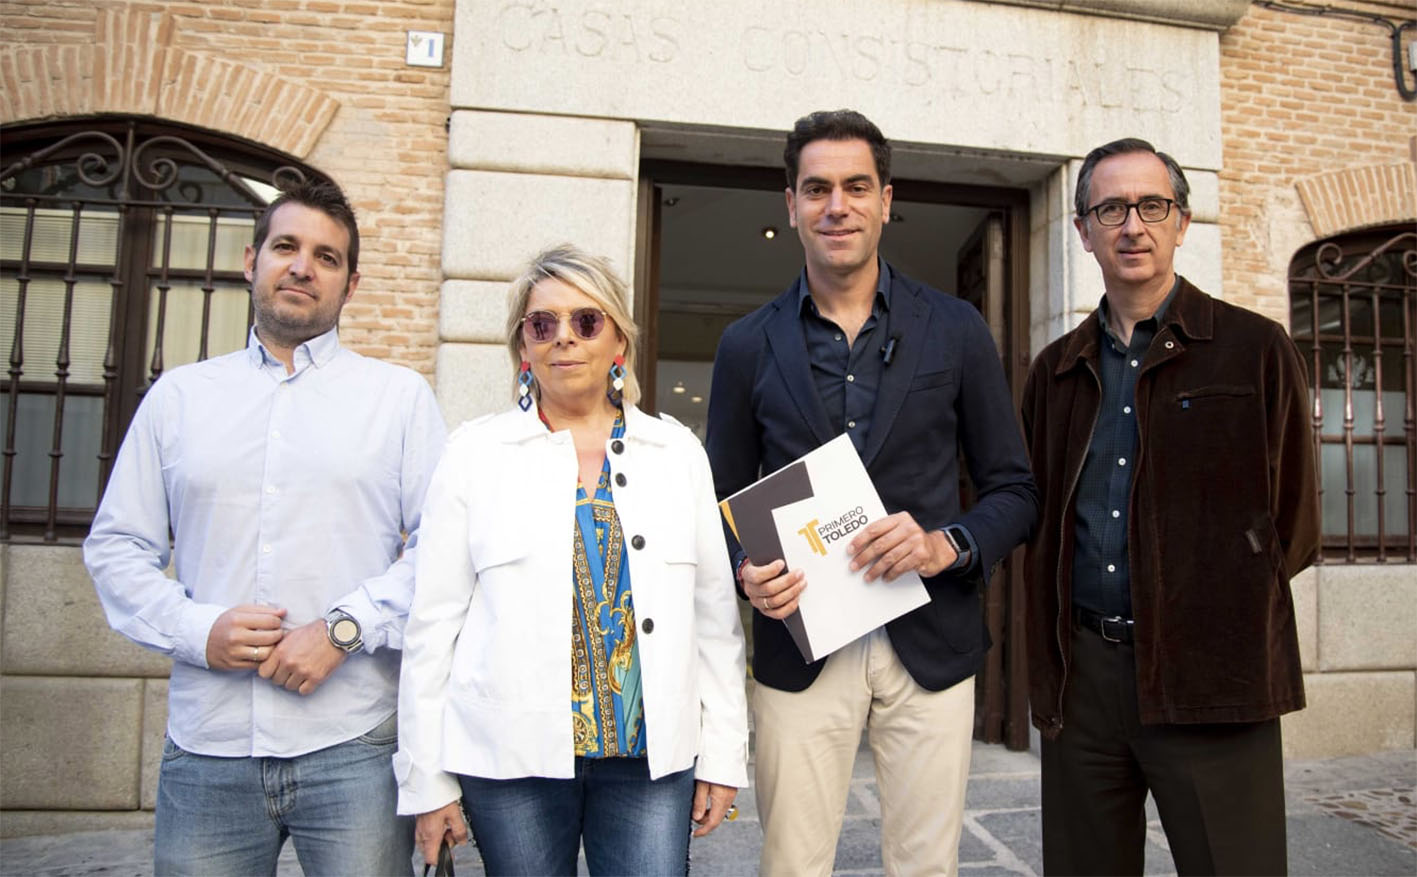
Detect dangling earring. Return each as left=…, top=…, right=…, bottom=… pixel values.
left=607, top=355, right=626, bottom=405
left=518, top=360, right=534, bottom=411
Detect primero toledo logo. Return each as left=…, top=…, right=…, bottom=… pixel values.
left=797, top=506, right=869, bottom=557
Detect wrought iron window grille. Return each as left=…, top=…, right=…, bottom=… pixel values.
left=1290, top=227, right=1417, bottom=563
left=1, top=118, right=319, bottom=542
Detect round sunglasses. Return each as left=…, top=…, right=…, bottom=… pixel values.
left=520, top=308, right=609, bottom=344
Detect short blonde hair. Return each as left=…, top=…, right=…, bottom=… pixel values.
left=504, top=243, right=641, bottom=407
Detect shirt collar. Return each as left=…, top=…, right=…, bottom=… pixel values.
left=796, top=256, right=892, bottom=317
left=1096, top=275, right=1180, bottom=345
left=246, top=325, right=341, bottom=371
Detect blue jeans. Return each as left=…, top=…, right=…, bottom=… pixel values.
left=458, top=757, right=694, bottom=876
left=154, top=713, right=414, bottom=876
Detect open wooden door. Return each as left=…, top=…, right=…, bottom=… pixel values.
left=957, top=211, right=1032, bottom=750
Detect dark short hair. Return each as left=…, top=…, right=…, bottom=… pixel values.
left=1074, top=138, right=1190, bottom=220
left=252, top=178, right=360, bottom=274
left=784, top=109, right=891, bottom=190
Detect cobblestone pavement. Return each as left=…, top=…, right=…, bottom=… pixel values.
left=3, top=743, right=1414, bottom=876
left=1303, top=786, right=1416, bottom=850
left=1284, top=748, right=1417, bottom=858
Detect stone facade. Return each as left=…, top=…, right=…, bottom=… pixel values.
left=0, top=545, right=169, bottom=834
left=1, top=0, right=1414, bottom=837
left=437, top=0, right=1235, bottom=421
left=437, top=111, right=640, bottom=418
left=1287, top=565, right=1417, bottom=758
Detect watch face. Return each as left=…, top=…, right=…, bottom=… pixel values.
left=331, top=618, right=359, bottom=646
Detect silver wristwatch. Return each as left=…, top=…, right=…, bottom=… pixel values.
left=324, top=609, right=363, bottom=653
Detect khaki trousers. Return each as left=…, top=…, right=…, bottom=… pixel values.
left=753, top=627, right=975, bottom=877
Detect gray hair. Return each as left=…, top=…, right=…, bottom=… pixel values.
left=1074, top=137, right=1190, bottom=221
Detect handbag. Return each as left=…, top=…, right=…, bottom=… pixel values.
left=422, top=837, right=455, bottom=877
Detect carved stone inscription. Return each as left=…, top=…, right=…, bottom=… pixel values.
left=736, top=26, right=1187, bottom=114
left=460, top=0, right=1219, bottom=163
left=496, top=3, right=679, bottom=63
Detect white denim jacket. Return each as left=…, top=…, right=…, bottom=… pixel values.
left=394, top=403, right=749, bottom=815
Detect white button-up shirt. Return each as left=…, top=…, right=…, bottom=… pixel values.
left=85, top=328, right=446, bottom=758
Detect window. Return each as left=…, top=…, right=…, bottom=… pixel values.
left=0, top=118, right=323, bottom=541
left=1289, top=226, right=1416, bottom=562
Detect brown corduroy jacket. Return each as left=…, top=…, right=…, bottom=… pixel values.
left=1021, top=277, right=1320, bottom=737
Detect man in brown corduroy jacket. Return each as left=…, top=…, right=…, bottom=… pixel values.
left=1021, top=137, right=1320, bottom=876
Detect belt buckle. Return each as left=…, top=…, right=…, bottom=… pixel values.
left=1099, top=615, right=1127, bottom=643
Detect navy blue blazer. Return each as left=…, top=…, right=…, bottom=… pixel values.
left=705, top=265, right=1038, bottom=693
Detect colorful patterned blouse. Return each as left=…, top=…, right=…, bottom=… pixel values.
left=564, top=411, right=647, bottom=758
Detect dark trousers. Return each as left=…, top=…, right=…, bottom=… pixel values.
left=1041, top=618, right=1287, bottom=876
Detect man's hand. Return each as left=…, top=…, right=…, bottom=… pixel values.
left=741, top=558, right=806, bottom=619
left=848, top=511, right=956, bottom=581
left=415, top=801, right=468, bottom=866
left=692, top=780, right=738, bottom=837
left=205, top=605, right=287, bottom=670
left=257, top=618, right=346, bottom=695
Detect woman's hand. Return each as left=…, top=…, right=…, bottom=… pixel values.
left=691, top=780, right=738, bottom=838
left=414, top=801, right=468, bottom=866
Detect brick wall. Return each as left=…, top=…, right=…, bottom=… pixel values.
left=0, top=0, right=454, bottom=379
left=1217, top=1, right=1417, bottom=325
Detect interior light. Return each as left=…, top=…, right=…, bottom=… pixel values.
left=690, top=395, right=703, bottom=404
left=672, top=383, right=686, bottom=394
left=761, top=226, right=778, bottom=240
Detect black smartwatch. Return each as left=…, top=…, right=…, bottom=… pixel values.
left=324, top=609, right=363, bottom=653
left=942, top=525, right=972, bottom=572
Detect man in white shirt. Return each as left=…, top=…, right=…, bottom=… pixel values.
left=85, top=179, right=446, bottom=875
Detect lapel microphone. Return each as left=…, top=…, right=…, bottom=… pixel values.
left=880, top=335, right=899, bottom=366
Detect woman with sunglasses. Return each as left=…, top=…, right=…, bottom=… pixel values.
left=395, top=244, right=749, bottom=875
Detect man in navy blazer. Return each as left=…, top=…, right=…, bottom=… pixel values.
left=705, top=110, right=1038, bottom=876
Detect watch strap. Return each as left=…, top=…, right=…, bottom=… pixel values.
left=943, top=525, right=973, bottom=572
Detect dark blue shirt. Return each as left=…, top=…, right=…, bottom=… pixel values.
left=797, top=258, right=892, bottom=456
left=1071, top=281, right=1178, bottom=618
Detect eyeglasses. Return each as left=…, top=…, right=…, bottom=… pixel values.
left=520, top=308, right=609, bottom=343
left=1083, top=197, right=1178, bottom=227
